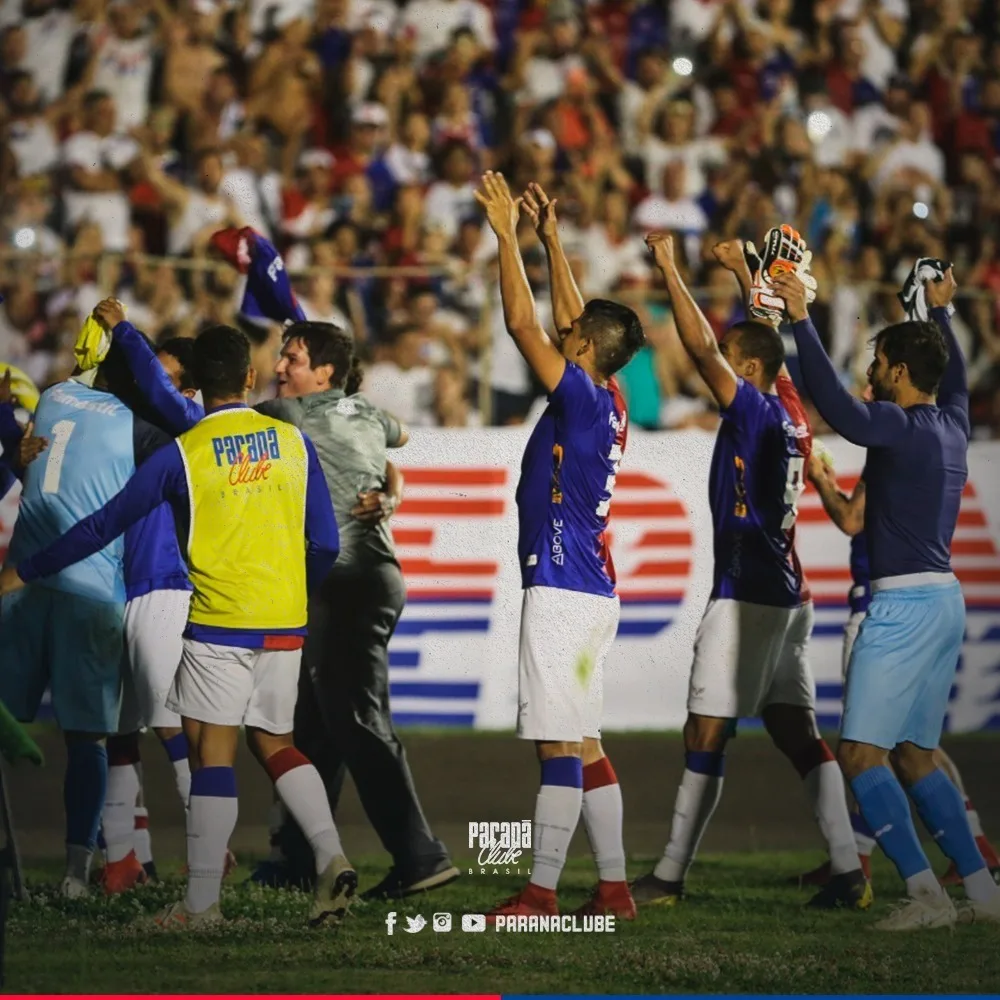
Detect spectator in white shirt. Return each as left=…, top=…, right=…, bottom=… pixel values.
left=515, top=0, right=585, bottom=109
left=61, top=90, right=140, bottom=253
left=633, top=161, right=708, bottom=237
left=21, top=0, right=77, bottom=105
left=2, top=70, right=60, bottom=181
left=90, top=0, right=156, bottom=132
left=396, top=0, right=494, bottom=65
left=640, top=98, right=727, bottom=199
left=872, top=102, right=946, bottom=192
left=384, top=111, right=432, bottom=186
left=423, top=140, right=478, bottom=243
left=362, top=322, right=437, bottom=427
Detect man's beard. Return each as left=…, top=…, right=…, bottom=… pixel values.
left=871, top=380, right=893, bottom=403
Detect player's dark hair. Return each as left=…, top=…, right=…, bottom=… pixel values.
left=345, top=356, right=364, bottom=395
left=191, top=324, right=250, bottom=399
left=158, top=337, right=197, bottom=391
left=580, top=299, right=646, bottom=378
left=874, top=320, right=949, bottom=395
left=282, top=321, right=355, bottom=390
left=730, top=321, right=785, bottom=382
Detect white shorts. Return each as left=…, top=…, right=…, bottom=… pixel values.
left=842, top=611, right=866, bottom=680
left=118, top=589, right=191, bottom=733
left=166, top=639, right=301, bottom=733
left=687, top=598, right=815, bottom=719
left=516, top=586, right=620, bottom=742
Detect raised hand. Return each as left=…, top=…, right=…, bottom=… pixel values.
left=712, top=239, right=747, bottom=274
left=770, top=272, right=810, bottom=323
left=93, top=297, right=128, bottom=331
left=645, top=232, right=675, bottom=270
left=926, top=266, right=958, bottom=310
left=473, top=171, right=522, bottom=239
left=522, top=182, right=559, bottom=243
left=18, top=420, right=48, bottom=468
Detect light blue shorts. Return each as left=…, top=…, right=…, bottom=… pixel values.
left=841, top=580, right=964, bottom=750
left=0, top=585, right=124, bottom=734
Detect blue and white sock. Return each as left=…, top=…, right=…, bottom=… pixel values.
left=185, top=767, right=238, bottom=914
left=909, top=768, right=999, bottom=903
left=161, top=733, right=192, bottom=809
left=529, top=757, right=584, bottom=892
left=654, top=750, right=725, bottom=883
left=104, top=733, right=141, bottom=863
left=64, top=740, right=108, bottom=883
left=851, top=766, right=941, bottom=899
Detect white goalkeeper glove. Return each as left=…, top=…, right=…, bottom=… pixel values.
left=745, top=224, right=817, bottom=326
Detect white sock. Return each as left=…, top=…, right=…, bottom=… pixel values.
left=173, top=759, right=192, bottom=810
left=964, top=867, right=1000, bottom=902
left=966, top=802, right=985, bottom=839
left=185, top=768, right=239, bottom=914
left=654, top=764, right=724, bottom=883
left=530, top=781, right=584, bottom=892
left=581, top=763, right=626, bottom=882
left=905, top=868, right=946, bottom=901
left=134, top=808, right=153, bottom=866
left=65, top=844, right=93, bottom=884
left=803, top=761, right=860, bottom=875
left=104, top=763, right=141, bottom=863
left=272, top=755, right=343, bottom=873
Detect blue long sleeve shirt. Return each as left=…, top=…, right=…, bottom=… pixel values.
left=17, top=417, right=340, bottom=648
left=791, top=308, right=969, bottom=583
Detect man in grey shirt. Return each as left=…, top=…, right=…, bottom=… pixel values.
left=254, top=321, right=458, bottom=899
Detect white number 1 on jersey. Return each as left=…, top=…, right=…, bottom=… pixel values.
left=41, top=419, right=76, bottom=495
left=781, top=455, right=805, bottom=531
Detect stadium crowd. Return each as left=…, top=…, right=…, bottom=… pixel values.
left=1, top=0, right=1000, bottom=432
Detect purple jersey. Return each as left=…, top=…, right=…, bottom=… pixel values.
left=516, top=364, right=627, bottom=598
left=709, top=378, right=806, bottom=608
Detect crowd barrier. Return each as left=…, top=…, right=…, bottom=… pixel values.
left=2, top=429, right=999, bottom=732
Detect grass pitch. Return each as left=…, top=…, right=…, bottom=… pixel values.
left=5, top=851, right=999, bottom=994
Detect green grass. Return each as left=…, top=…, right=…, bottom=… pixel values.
left=5, top=852, right=999, bottom=994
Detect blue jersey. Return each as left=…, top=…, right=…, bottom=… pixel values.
left=10, top=382, right=136, bottom=602
left=709, top=378, right=806, bottom=608
left=792, top=308, right=969, bottom=583
left=516, top=364, right=627, bottom=597
left=848, top=532, right=871, bottom=614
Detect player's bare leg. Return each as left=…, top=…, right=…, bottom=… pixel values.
left=486, top=741, right=583, bottom=920
left=762, top=704, right=871, bottom=910
left=929, top=747, right=1000, bottom=885
left=248, top=728, right=357, bottom=927
left=632, top=713, right=729, bottom=906
left=572, top=738, right=635, bottom=919
left=889, top=742, right=1000, bottom=925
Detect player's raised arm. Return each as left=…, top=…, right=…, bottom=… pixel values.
left=523, top=182, right=584, bottom=339
left=646, top=232, right=738, bottom=409
left=808, top=453, right=865, bottom=537
left=773, top=273, right=908, bottom=448
left=475, top=172, right=566, bottom=393
left=94, top=299, right=203, bottom=435
left=0, top=441, right=187, bottom=595
left=712, top=240, right=755, bottom=325
left=926, top=270, right=970, bottom=434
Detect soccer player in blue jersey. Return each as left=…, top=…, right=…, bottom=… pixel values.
left=774, top=267, right=1000, bottom=929
left=632, top=233, right=868, bottom=911
left=0, top=344, right=171, bottom=898
left=474, top=174, right=645, bottom=920
left=804, top=452, right=1000, bottom=889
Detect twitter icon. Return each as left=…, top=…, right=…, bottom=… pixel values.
left=403, top=915, right=427, bottom=933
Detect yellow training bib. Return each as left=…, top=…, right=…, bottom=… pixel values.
left=176, top=407, right=309, bottom=631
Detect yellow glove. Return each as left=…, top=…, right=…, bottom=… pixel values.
left=0, top=363, right=39, bottom=413
left=73, top=314, right=114, bottom=373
